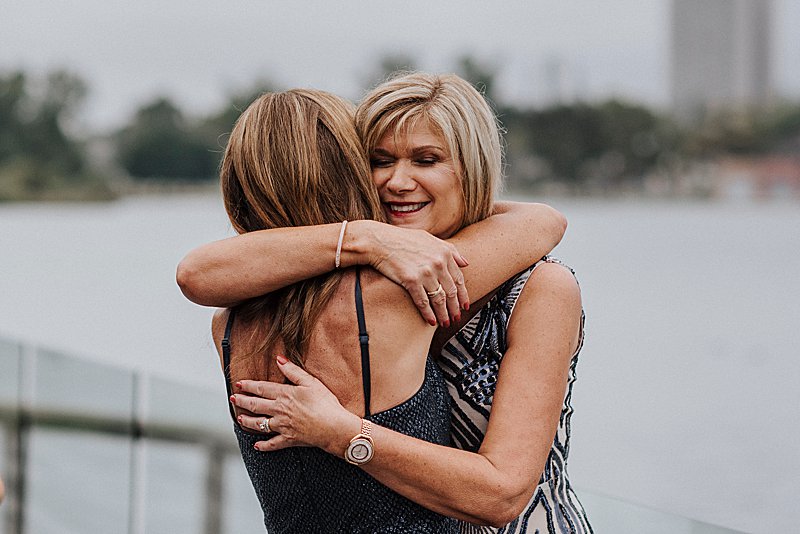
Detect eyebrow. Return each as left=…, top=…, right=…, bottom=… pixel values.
left=372, top=145, right=445, bottom=155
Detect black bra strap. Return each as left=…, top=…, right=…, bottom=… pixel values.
left=221, top=309, right=237, bottom=420
left=354, top=269, right=371, bottom=417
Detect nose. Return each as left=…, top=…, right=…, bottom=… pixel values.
left=384, top=160, right=417, bottom=194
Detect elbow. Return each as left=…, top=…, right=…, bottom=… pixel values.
left=530, top=203, right=567, bottom=253
left=468, top=483, right=532, bottom=528
left=544, top=203, right=568, bottom=242
left=176, top=255, right=210, bottom=306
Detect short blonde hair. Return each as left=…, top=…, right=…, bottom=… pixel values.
left=356, top=72, right=502, bottom=228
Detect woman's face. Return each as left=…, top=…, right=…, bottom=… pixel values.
left=370, top=119, right=464, bottom=239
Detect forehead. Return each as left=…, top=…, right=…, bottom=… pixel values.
left=375, top=116, right=447, bottom=151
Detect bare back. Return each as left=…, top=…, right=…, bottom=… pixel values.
left=213, top=267, right=435, bottom=417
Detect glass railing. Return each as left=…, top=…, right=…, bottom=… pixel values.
left=0, top=337, right=746, bottom=534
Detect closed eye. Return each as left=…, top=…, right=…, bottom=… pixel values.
left=370, top=158, right=394, bottom=168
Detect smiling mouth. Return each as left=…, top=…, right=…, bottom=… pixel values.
left=384, top=202, right=429, bottom=216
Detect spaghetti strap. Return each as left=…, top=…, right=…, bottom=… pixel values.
left=221, top=309, right=237, bottom=420
left=354, top=268, right=371, bottom=417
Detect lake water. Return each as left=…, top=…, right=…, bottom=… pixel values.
left=1, top=194, right=798, bottom=533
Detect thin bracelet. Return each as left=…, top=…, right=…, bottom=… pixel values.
left=335, top=220, right=348, bottom=268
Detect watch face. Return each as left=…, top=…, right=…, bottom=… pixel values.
left=346, top=437, right=374, bottom=464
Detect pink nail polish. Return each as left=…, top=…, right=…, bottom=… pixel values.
left=276, top=354, right=288, bottom=365
left=230, top=395, right=236, bottom=406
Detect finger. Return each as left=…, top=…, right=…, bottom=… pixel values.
left=448, top=255, right=470, bottom=313
left=275, top=355, right=318, bottom=386
left=238, top=413, right=276, bottom=433
left=230, top=393, right=279, bottom=416
left=254, top=434, right=300, bottom=452
left=235, top=379, right=288, bottom=399
left=424, top=281, right=449, bottom=328
left=442, top=258, right=464, bottom=323
left=409, top=285, right=437, bottom=326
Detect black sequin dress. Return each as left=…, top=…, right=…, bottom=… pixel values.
left=221, top=270, right=458, bottom=533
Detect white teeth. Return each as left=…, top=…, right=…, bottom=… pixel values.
left=389, top=203, right=426, bottom=212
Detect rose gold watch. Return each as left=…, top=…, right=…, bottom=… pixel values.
left=345, top=418, right=374, bottom=465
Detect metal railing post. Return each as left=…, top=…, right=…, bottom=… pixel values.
left=203, top=444, right=225, bottom=534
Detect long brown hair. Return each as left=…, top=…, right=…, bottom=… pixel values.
left=220, top=89, right=385, bottom=372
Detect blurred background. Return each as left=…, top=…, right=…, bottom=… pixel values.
left=1, top=1, right=798, bottom=533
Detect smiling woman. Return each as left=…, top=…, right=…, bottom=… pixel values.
left=371, top=118, right=465, bottom=238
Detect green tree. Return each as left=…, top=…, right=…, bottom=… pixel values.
left=116, top=97, right=218, bottom=180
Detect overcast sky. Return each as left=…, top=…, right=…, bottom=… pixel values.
left=3, top=0, right=799, bottom=131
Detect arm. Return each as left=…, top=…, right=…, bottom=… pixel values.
left=177, top=202, right=565, bottom=321
left=233, top=263, right=582, bottom=526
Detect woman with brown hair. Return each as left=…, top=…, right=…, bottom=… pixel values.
left=196, top=85, right=567, bottom=532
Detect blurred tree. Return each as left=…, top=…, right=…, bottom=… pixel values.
left=0, top=69, right=111, bottom=201
left=503, top=100, right=677, bottom=190
left=455, top=55, right=498, bottom=105
left=116, top=97, right=218, bottom=180
left=197, top=81, right=277, bottom=157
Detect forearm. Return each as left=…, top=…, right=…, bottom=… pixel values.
left=176, top=221, right=377, bottom=307
left=323, top=416, right=529, bottom=526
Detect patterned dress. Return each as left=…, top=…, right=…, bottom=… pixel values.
left=437, top=258, right=593, bottom=534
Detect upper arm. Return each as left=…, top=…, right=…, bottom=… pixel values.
left=446, top=202, right=567, bottom=301
left=478, top=262, right=582, bottom=498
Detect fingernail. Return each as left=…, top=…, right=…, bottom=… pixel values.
left=234, top=381, right=242, bottom=389
left=254, top=443, right=260, bottom=451
left=237, top=415, right=243, bottom=424
left=229, top=395, right=236, bottom=406
left=276, top=354, right=288, bottom=365
left=429, top=318, right=437, bottom=327
left=455, top=314, right=461, bottom=322
left=443, top=320, right=450, bottom=328
left=464, top=302, right=470, bottom=311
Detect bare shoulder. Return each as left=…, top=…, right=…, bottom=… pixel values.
left=507, top=261, right=582, bottom=351
left=524, top=261, right=581, bottom=305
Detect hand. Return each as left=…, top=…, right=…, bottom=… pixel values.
left=230, top=355, right=360, bottom=454
left=366, top=223, right=470, bottom=327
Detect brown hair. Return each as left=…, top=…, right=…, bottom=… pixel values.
left=356, top=72, right=503, bottom=230
left=220, top=89, right=384, bottom=371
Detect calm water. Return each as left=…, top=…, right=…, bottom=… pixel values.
left=1, top=194, right=798, bottom=533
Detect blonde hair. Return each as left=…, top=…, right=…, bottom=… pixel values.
left=356, top=72, right=503, bottom=228
left=220, top=89, right=384, bottom=370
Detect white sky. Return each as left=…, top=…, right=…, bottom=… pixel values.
left=3, top=0, right=799, bottom=131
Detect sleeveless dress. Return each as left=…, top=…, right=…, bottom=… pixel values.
left=221, top=270, right=458, bottom=533
left=437, top=258, right=593, bottom=534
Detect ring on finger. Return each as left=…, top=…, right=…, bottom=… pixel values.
left=426, top=283, right=446, bottom=300
left=258, top=417, right=271, bottom=434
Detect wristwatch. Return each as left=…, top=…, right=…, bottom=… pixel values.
left=345, top=418, right=374, bottom=465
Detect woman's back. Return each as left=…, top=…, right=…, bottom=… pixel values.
left=216, top=268, right=457, bottom=532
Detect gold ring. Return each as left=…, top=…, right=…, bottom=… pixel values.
left=426, top=283, right=446, bottom=299
left=258, top=418, right=271, bottom=433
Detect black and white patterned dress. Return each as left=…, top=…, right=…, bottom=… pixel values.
left=437, top=258, right=593, bottom=534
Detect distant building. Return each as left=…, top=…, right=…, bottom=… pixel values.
left=671, top=0, right=773, bottom=120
